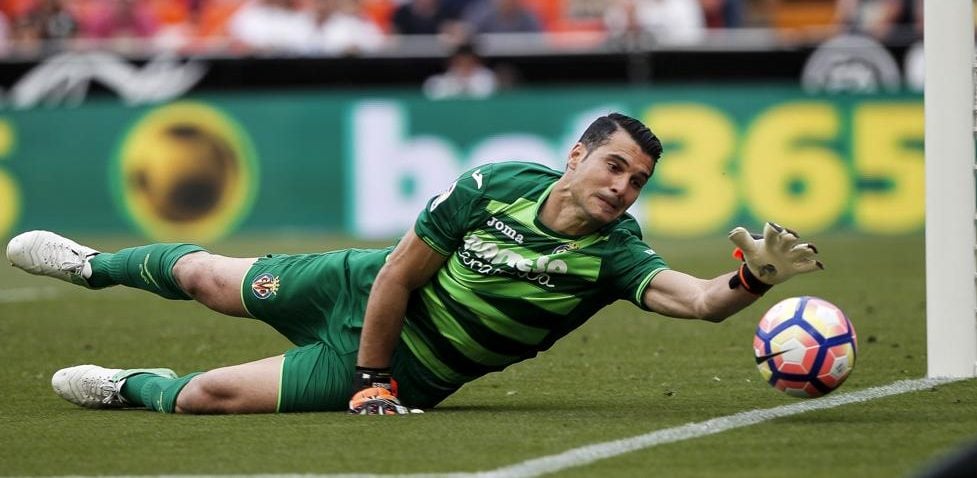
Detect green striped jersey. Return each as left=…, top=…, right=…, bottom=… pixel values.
left=403, top=161, right=669, bottom=388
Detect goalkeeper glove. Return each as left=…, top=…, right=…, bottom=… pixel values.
left=348, top=367, right=421, bottom=415
left=348, top=387, right=414, bottom=415
left=728, top=222, right=823, bottom=295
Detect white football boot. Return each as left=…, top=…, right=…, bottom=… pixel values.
left=6, top=230, right=99, bottom=288
left=51, top=365, right=177, bottom=409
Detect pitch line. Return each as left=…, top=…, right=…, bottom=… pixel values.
left=43, top=376, right=967, bottom=478
left=486, top=377, right=965, bottom=478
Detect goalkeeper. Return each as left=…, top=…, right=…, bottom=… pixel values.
left=5, top=112, right=822, bottom=415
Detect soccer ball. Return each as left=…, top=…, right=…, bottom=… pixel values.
left=753, top=296, right=857, bottom=398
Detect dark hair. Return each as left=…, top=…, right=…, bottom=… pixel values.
left=577, top=112, right=662, bottom=161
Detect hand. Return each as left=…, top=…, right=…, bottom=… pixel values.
left=348, top=387, right=418, bottom=415
left=348, top=367, right=423, bottom=415
left=728, top=222, right=823, bottom=291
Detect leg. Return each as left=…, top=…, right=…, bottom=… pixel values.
left=174, top=355, right=282, bottom=414
left=6, top=230, right=258, bottom=318
left=51, top=357, right=283, bottom=414
left=48, top=248, right=379, bottom=414
left=172, top=252, right=257, bottom=318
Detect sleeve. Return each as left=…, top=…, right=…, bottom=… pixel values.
left=603, top=230, right=670, bottom=310
left=413, top=165, right=491, bottom=256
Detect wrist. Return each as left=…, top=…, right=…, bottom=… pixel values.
left=353, top=366, right=398, bottom=395
left=729, top=263, right=773, bottom=296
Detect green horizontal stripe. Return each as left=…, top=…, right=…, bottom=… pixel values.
left=401, top=324, right=471, bottom=384
left=428, top=278, right=550, bottom=356
left=486, top=198, right=526, bottom=217
left=420, top=287, right=518, bottom=366
left=499, top=197, right=538, bottom=228
left=445, top=258, right=581, bottom=314
left=474, top=289, right=594, bottom=333
left=431, top=274, right=558, bottom=350
left=458, top=290, right=549, bottom=345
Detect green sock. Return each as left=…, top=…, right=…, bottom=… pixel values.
left=121, top=372, right=203, bottom=413
left=87, top=243, right=205, bottom=299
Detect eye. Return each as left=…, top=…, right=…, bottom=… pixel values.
left=631, top=178, right=645, bottom=189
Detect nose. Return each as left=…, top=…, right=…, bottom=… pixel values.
left=609, top=175, right=629, bottom=195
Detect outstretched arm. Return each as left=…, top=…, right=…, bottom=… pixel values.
left=643, top=223, right=822, bottom=323
left=642, top=269, right=759, bottom=323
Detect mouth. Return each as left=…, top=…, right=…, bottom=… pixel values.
left=595, top=194, right=619, bottom=213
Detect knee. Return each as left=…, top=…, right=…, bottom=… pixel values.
left=175, top=368, right=277, bottom=414
left=172, top=252, right=215, bottom=300
left=174, top=373, right=235, bottom=414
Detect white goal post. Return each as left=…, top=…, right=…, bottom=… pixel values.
left=925, top=0, right=977, bottom=378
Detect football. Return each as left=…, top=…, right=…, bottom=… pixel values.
left=753, top=296, right=857, bottom=398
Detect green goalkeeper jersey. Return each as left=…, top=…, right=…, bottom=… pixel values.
left=405, top=161, right=669, bottom=387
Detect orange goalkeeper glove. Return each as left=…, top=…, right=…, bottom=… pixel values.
left=348, top=387, right=413, bottom=415
left=348, top=367, right=422, bottom=415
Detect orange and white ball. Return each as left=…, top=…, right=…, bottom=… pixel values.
left=754, top=296, right=857, bottom=398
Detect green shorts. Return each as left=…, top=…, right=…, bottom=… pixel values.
left=241, top=248, right=458, bottom=412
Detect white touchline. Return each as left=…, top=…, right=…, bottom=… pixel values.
left=485, top=377, right=967, bottom=478
left=44, top=377, right=969, bottom=478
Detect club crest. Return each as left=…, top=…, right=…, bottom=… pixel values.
left=552, top=243, right=579, bottom=254
left=251, top=273, right=280, bottom=299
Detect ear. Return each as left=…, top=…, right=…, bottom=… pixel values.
left=567, top=142, right=587, bottom=171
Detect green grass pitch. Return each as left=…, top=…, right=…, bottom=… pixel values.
left=0, top=232, right=975, bottom=477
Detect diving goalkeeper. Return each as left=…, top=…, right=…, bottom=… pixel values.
left=5, top=112, right=822, bottom=415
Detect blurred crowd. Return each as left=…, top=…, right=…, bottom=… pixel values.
left=0, top=0, right=929, bottom=58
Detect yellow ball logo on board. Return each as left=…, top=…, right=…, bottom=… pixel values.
left=115, top=102, right=258, bottom=242
left=0, top=119, right=20, bottom=239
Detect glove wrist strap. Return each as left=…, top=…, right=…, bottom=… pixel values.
left=354, top=366, right=396, bottom=393
left=729, top=263, right=772, bottom=296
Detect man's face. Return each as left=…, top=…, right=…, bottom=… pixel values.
left=565, top=129, right=655, bottom=226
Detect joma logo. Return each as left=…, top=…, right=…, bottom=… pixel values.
left=486, top=216, right=524, bottom=244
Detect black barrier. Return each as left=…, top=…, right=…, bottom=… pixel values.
left=0, top=42, right=915, bottom=100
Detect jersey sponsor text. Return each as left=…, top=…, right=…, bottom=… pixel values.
left=460, top=234, right=567, bottom=288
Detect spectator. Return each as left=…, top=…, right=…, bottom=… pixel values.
left=462, top=0, right=542, bottom=34
left=227, top=0, right=314, bottom=55
left=153, top=0, right=204, bottom=54
left=0, top=10, right=10, bottom=56
left=10, top=10, right=43, bottom=56
left=16, top=0, right=79, bottom=53
left=308, top=0, right=386, bottom=56
left=834, top=0, right=922, bottom=45
left=174, top=0, right=249, bottom=54
left=391, top=0, right=458, bottom=35
left=699, top=0, right=744, bottom=29
left=604, top=0, right=705, bottom=46
left=422, top=41, right=497, bottom=99
left=78, top=0, right=160, bottom=41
